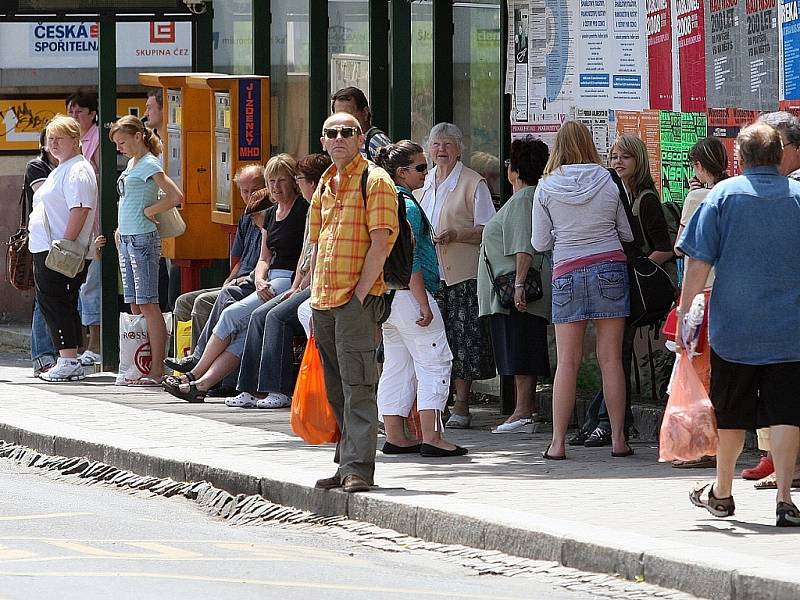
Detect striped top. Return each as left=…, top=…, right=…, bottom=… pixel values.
left=117, top=153, right=162, bottom=236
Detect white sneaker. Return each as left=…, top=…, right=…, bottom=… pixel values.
left=225, top=392, right=259, bottom=408
left=491, top=418, right=533, bottom=434
left=78, top=351, right=101, bottom=366
left=256, top=393, right=291, bottom=409
left=39, top=358, right=85, bottom=382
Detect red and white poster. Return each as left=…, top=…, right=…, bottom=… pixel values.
left=647, top=0, right=674, bottom=110
left=676, top=0, right=707, bottom=112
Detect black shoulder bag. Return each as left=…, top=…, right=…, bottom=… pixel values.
left=482, top=247, right=543, bottom=309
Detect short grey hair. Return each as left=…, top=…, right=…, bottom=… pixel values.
left=736, top=123, right=782, bottom=169
left=427, top=122, right=464, bottom=156
left=758, top=111, right=800, bottom=146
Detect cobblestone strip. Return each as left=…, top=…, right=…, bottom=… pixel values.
left=0, top=440, right=701, bottom=600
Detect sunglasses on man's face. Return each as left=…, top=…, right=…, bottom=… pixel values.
left=402, top=162, right=428, bottom=173
left=323, top=126, right=360, bottom=139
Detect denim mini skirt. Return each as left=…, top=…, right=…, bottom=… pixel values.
left=551, top=260, right=630, bottom=324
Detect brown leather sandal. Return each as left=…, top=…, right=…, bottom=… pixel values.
left=689, top=482, right=735, bottom=517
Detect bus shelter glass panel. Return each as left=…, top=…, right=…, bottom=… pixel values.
left=328, top=1, right=370, bottom=104
left=411, top=0, right=433, bottom=147
left=213, top=0, right=254, bottom=74
left=271, top=0, right=310, bottom=158
left=454, top=0, right=501, bottom=204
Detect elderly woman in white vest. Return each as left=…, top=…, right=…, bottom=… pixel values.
left=414, top=123, right=497, bottom=428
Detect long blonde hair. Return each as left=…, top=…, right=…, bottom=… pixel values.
left=611, top=134, right=654, bottom=196
left=109, top=115, right=162, bottom=157
left=543, top=121, right=601, bottom=175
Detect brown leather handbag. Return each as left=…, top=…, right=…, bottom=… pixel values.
left=5, top=188, right=34, bottom=291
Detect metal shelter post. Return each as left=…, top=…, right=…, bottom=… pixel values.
left=308, top=0, right=329, bottom=153
left=98, top=16, right=119, bottom=371
left=192, top=4, right=214, bottom=71
left=369, top=1, right=389, bottom=134
left=253, top=0, right=271, bottom=76
left=389, top=0, right=411, bottom=141
left=432, top=0, right=453, bottom=125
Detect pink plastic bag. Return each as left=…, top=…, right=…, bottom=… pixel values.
left=659, top=355, right=718, bottom=462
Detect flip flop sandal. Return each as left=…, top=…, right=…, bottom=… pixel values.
left=125, top=376, right=162, bottom=387
left=225, top=392, right=259, bottom=408
left=754, top=475, right=800, bottom=490
left=164, top=379, right=206, bottom=404
left=672, top=456, right=717, bottom=469
left=690, top=482, right=735, bottom=517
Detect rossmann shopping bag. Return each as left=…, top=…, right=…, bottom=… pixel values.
left=659, top=355, right=718, bottom=462
left=290, top=335, right=340, bottom=444
left=116, top=312, right=172, bottom=385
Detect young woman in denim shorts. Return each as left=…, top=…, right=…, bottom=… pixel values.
left=110, top=116, right=183, bottom=385
left=532, top=121, right=634, bottom=460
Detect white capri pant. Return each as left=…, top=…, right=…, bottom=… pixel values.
left=377, top=290, right=453, bottom=418
left=297, top=296, right=313, bottom=338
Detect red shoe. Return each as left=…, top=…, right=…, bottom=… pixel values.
left=741, top=456, right=774, bottom=480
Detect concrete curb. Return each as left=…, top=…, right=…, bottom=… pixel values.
left=1, top=421, right=798, bottom=600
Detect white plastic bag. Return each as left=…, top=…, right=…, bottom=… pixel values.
left=116, top=312, right=172, bottom=385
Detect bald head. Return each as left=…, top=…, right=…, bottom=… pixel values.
left=321, top=112, right=364, bottom=168
left=736, top=123, right=783, bottom=170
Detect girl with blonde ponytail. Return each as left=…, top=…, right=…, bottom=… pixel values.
left=109, top=115, right=182, bottom=385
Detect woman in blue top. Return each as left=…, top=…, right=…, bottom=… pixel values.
left=373, top=141, right=467, bottom=458
left=110, top=116, right=183, bottom=385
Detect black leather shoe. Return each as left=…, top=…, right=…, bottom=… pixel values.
left=342, top=474, right=371, bottom=493
left=568, top=429, right=591, bottom=446
left=584, top=427, right=612, bottom=447
left=419, top=443, right=468, bottom=457
left=164, top=355, right=198, bottom=373
left=382, top=442, right=422, bottom=454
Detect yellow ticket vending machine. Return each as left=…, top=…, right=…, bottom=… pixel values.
left=138, top=72, right=230, bottom=290
left=186, top=75, right=270, bottom=227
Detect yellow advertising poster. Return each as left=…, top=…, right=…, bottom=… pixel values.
left=0, top=97, right=148, bottom=152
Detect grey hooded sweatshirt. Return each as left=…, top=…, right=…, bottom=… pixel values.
left=531, top=164, right=633, bottom=266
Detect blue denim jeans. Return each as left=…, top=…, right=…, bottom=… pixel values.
left=78, top=258, right=101, bottom=326
left=31, top=299, right=56, bottom=361
left=238, top=288, right=309, bottom=396
left=118, top=231, right=161, bottom=305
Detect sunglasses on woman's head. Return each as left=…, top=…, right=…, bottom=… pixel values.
left=323, top=126, right=360, bottom=139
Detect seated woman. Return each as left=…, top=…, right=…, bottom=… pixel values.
left=164, top=154, right=308, bottom=402
left=227, top=153, right=332, bottom=409
left=374, top=141, right=466, bottom=457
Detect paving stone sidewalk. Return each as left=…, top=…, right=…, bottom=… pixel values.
left=0, top=354, right=797, bottom=600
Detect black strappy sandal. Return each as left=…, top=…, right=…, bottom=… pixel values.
left=162, top=371, right=195, bottom=393
left=164, top=378, right=206, bottom=403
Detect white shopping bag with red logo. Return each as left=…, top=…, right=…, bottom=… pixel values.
left=115, top=312, right=172, bottom=385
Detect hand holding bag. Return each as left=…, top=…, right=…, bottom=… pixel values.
left=658, top=355, right=718, bottom=462
left=290, top=335, right=340, bottom=444
left=5, top=188, right=35, bottom=291
left=482, top=247, right=543, bottom=309
left=42, top=206, right=89, bottom=279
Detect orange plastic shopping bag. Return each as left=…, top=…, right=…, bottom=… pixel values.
left=659, top=354, right=718, bottom=462
left=291, top=335, right=340, bottom=444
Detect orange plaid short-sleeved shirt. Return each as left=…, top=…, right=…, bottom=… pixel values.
left=309, top=153, right=399, bottom=310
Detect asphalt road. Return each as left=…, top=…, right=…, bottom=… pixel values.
left=0, top=458, right=704, bottom=600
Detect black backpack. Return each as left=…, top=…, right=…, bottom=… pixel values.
left=360, top=164, right=413, bottom=290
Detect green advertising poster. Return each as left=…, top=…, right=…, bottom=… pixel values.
left=658, top=111, right=707, bottom=205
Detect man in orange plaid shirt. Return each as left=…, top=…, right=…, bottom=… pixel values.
left=310, top=112, right=399, bottom=493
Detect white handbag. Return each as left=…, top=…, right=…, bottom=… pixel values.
left=43, top=209, right=89, bottom=278
left=154, top=206, right=186, bottom=239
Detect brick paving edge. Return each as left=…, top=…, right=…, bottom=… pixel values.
left=1, top=421, right=797, bottom=600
